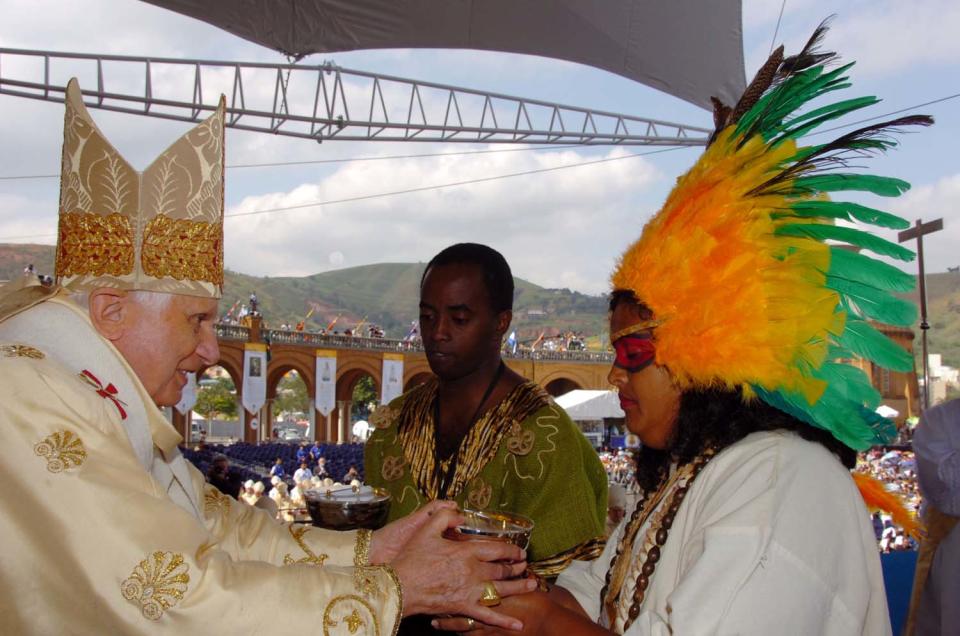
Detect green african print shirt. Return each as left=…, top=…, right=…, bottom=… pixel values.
left=365, top=378, right=608, bottom=576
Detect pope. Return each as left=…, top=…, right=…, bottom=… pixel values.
left=0, top=79, right=534, bottom=634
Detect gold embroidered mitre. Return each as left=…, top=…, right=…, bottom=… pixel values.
left=56, top=78, right=225, bottom=298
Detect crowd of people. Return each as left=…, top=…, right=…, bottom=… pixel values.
left=857, top=446, right=923, bottom=552
left=598, top=448, right=636, bottom=486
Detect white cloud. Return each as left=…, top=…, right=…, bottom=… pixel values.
left=224, top=146, right=663, bottom=293
left=742, top=0, right=960, bottom=79
left=889, top=173, right=960, bottom=274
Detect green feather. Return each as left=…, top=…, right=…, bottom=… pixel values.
left=815, top=362, right=881, bottom=406
left=776, top=223, right=915, bottom=261
left=827, top=248, right=916, bottom=293
left=774, top=96, right=880, bottom=142
left=776, top=200, right=911, bottom=230
left=827, top=275, right=917, bottom=325
left=755, top=360, right=896, bottom=450
left=737, top=64, right=855, bottom=139
left=791, top=174, right=912, bottom=197
left=836, top=317, right=914, bottom=371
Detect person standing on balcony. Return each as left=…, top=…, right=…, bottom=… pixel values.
left=365, top=243, right=608, bottom=633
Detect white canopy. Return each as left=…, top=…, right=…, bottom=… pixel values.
left=555, top=390, right=625, bottom=420
left=141, top=0, right=746, bottom=109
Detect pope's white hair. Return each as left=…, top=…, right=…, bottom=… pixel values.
left=66, top=288, right=175, bottom=313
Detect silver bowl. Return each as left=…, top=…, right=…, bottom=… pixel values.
left=303, top=486, right=391, bottom=530
left=443, top=508, right=534, bottom=549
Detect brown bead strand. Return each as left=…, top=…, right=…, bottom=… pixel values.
left=600, top=449, right=716, bottom=632
left=622, top=451, right=714, bottom=631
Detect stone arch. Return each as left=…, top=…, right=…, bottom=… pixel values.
left=199, top=361, right=242, bottom=396
left=266, top=361, right=314, bottom=402
left=336, top=359, right=382, bottom=403
left=182, top=363, right=242, bottom=443
left=544, top=376, right=582, bottom=397
left=258, top=359, right=311, bottom=442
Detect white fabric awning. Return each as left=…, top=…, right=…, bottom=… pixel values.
left=140, top=0, right=746, bottom=109
left=554, top=389, right=625, bottom=420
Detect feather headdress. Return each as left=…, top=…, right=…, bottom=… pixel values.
left=611, top=20, right=932, bottom=451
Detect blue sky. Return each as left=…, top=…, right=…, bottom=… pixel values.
left=0, top=0, right=957, bottom=294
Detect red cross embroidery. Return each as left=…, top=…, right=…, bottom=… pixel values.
left=79, top=370, right=128, bottom=420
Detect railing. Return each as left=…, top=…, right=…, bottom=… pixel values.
left=216, top=323, right=613, bottom=363
left=264, top=329, right=423, bottom=352
left=215, top=324, right=251, bottom=341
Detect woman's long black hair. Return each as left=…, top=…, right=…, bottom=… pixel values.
left=610, top=290, right=856, bottom=494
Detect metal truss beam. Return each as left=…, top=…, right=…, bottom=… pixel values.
left=0, top=48, right=710, bottom=146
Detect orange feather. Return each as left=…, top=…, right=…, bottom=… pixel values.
left=852, top=471, right=921, bottom=540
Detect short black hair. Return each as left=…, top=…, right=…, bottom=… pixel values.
left=421, top=243, right=514, bottom=313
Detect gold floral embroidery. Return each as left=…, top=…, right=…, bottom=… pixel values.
left=324, top=596, right=380, bottom=636
left=0, top=344, right=44, bottom=359
left=34, top=430, right=87, bottom=473
left=56, top=211, right=135, bottom=278
left=505, top=420, right=535, bottom=456
left=141, top=214, right=223, bottom=285
left=283, top=524, right=329, bottom=566
left=203, top=487, right=231, bottom=523
left=344, top=609, right=364, bottom=633
left=352, top=529, right=380, bottom=597
left=369, top=404, right=398, bottom=430
left=120, top=551, right=190, bottom=621
left=381, top=455, right=406, bottom=482
left=383, top=565, right=403, bottom=630
left=467, top=480, right=492, bottom=510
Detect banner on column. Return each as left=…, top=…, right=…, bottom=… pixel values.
left=175, top=372, right=197, bottom=415
left=381, top=353, right=404, bottom=405
left=242, top=343, right=268, bottom=414
left=315, top=349, right=337, bottom=417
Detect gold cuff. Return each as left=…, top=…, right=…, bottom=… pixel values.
left=383, top=565, right=404, bottom=633
left=354, top=528, right=373, bottom=568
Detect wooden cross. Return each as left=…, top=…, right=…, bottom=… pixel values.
left=898, top=218, right=944, bottom=411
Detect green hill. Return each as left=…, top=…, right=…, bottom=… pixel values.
left=6, top=242, right=959, bottom=362
left=1, top=244, right=608, bottom=342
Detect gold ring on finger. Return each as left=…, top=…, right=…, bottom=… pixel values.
left=479, top=580, right=501, bottom=607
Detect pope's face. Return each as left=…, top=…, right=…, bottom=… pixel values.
left=116, top=293, right=220, bottom=406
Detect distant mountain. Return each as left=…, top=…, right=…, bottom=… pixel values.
left=1, top=244, right=609, bottom=342
left=6, top=243, right=959, bottom=363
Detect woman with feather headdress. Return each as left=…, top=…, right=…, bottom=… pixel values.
left=434, top=21, right=928, bottom=636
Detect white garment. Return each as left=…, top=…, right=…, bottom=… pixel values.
left=559, top=431, right=890, bottom=635
left=0, top=296, right=202, bottom=519
left=913, top=398, right=960, bottom=636
left=913, top=399, right=960, bottom=516
left=294, top=467, right=314, bottom=483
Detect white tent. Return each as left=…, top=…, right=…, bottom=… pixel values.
left=141, top=0, right=745, bottom=109
left=876, top=404, right=900, bottom=419
left=554, top=390, right=624, bottom=420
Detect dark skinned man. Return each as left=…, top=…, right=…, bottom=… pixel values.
left=366, top=243, right=607, bottom=633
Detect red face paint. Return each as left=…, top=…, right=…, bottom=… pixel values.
left=612, top=333, right=655, bottom=373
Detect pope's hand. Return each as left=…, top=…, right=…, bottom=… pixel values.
left=385, top=506, right=536, bottom=631
left=369, top=499, right=457, bottom=564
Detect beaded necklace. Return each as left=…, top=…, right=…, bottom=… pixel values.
left=600, top=449, right=716, bottom=632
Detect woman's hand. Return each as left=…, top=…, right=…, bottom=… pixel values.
left=432, top=588, right=608, bottom=636
left=431, top=592, right=553, bottom=635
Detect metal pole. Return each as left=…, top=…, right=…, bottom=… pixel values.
left=915, top=219, right=931, bottom=411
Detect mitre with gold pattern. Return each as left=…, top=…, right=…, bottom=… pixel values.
left=56, top=78, right=225, bottom=298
